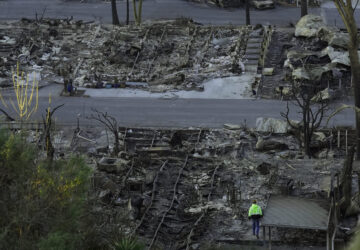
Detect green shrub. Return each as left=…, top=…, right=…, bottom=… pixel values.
left=347, top=230, right=360, bottom=250
left=0, top=129, right=92, bottom=250
left=38, top=231, right=77, bottom=250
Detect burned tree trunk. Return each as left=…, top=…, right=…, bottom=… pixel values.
left=301, top=0, right=308, bottom=17
left=111, top=0, right=120, bottom=25
left=245, top=0, right=250, bottom=25
left=42, top=104, right=64, bottom=160
left=339, top=146, right=355, bottom=216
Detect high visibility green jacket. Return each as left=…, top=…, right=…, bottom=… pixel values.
left=248, top=204, right=263, bottom=218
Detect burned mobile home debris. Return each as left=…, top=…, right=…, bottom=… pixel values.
left=0, top=15, right=355, bottom=101
left=0, top=18, right=270, bottom=95
left=14, top=123, right=352, bottom=249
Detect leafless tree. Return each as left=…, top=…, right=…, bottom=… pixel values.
left=89, top=108, right=120, bottom=156
left=334, top=0, right=360, bottom=159
left=111, top=0, right=120, bottom=25
left=281, top=81, right=329, bottom=158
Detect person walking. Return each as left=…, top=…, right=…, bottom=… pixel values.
left=248, top=200, right=263, bottom=239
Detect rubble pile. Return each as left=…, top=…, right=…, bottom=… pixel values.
left=0, top=18, right=261, bottom=92
left=262, top=15, right=354, bottom=99
left=51, top=124, right=345, bottom=248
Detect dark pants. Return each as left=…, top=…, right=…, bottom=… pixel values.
left=252, top=218, right=260, bottom=236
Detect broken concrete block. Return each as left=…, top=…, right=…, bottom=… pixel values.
left=223, top=123, right=242, bottom=130
left=255, top=117, right=289, bottom=134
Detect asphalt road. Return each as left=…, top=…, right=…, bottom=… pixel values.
left=0, top=92, right=355, bottom=128
left=0, top=0, right=358, bottom=27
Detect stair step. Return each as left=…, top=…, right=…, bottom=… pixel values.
left=247, top=43, right=262, bottom=49
left=245, top=48, right=260, bottom=54
left=244, top=54, right=260, bottom=60
left=245, top=59, right=259, bottom=65
left=248, top=38, right=262, bottom=43
left=248, top=35, right=262, bottom=39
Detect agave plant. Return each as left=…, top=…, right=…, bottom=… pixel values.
left=113, top=237, right=144, bottom=250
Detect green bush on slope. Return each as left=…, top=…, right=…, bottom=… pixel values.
left=0, top=130, right=91, bottom=250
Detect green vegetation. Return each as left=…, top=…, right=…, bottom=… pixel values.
left=347, top=231, right=360, bottom=250
left=0, top=129, right=91, bottom=250
left=114, top=237, right=145, bottom=250
left=0, top=129, right=144, bottom=250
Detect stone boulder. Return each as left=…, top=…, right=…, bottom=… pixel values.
left=321, top=46, right=350, bottom=66
left=322, top=46, right=360, bottom=67
left=255, top=117, right=290, bottom=134
left=292, top=64, right=333, bottom=82
left=317, top=26, right=349, bottom=49
left=295, top=15, right=325, bottom=38
left=284, top=50, right=320, bottom=70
